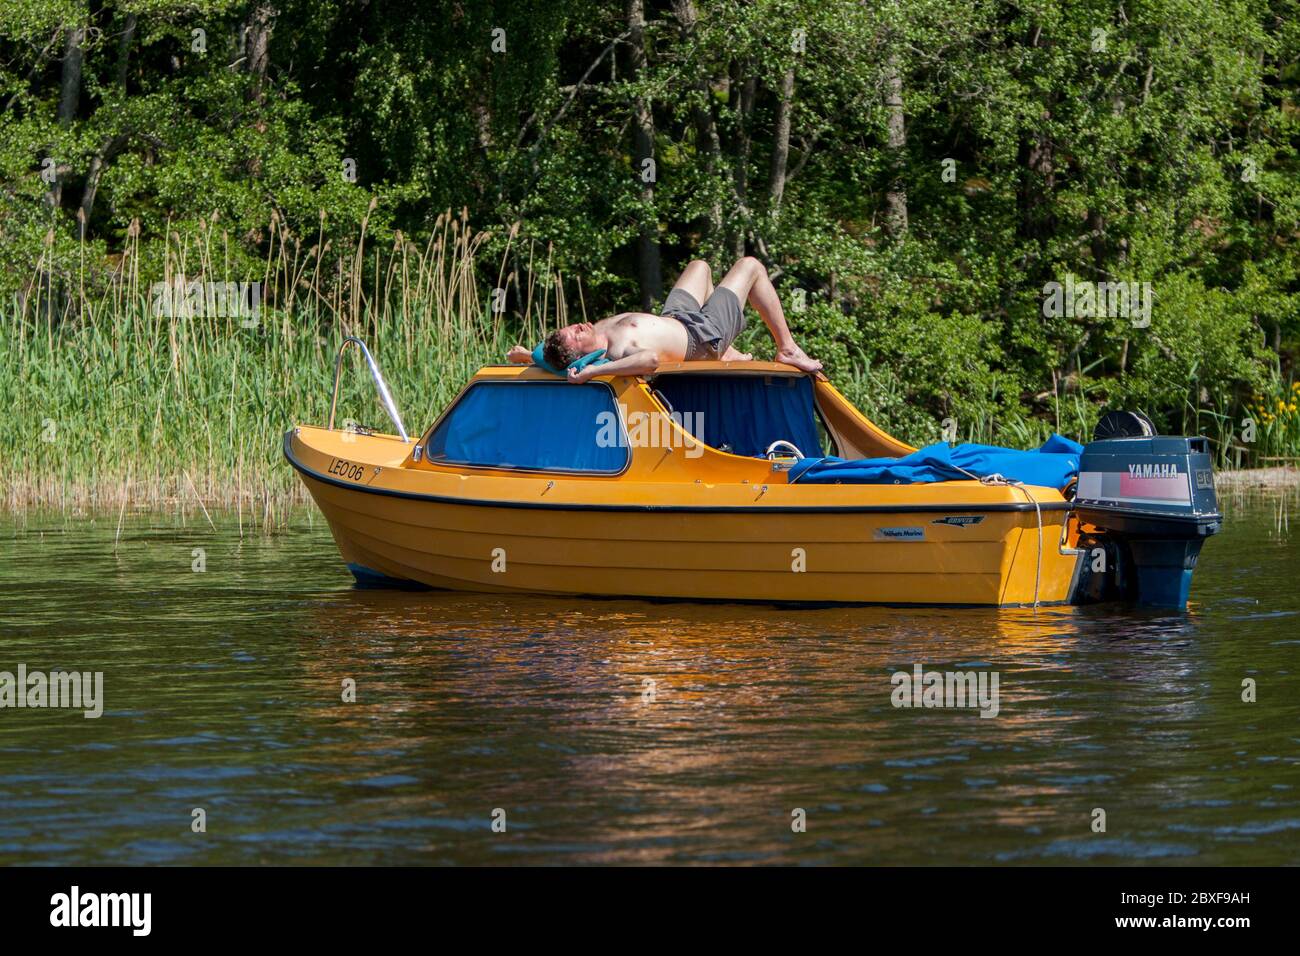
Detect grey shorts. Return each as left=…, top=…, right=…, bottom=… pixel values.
left=661, top=287, right=745, bottom=360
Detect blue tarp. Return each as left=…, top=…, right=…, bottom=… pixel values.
left=788, top=434, right=1084, bottom=488
left=653, top=374, right=822, bottom=459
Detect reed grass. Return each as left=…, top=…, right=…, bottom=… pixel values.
left=2, top=208, right=572, bottom=528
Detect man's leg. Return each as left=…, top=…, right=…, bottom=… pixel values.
left=670, top=259, right=713, bottom=305
left=716, top=257, right=822, bottom=374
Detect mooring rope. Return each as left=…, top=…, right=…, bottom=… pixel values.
left=953, top=467, right=1044, bottom=610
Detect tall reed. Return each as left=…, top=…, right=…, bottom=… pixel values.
left=2, top=209, right=572, bottom=527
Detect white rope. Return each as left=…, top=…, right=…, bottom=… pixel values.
left=954, top=467, right=1044, bottom=609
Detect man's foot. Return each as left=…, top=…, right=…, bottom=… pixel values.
left=776, top=345, right=824, bottom=375
left=721, top=346, right=752, bottom=361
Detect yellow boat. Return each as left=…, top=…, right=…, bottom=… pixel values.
left=286, top=338, right=1221, bottom=608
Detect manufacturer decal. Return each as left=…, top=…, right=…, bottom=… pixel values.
left=875, top=526, right=925, bottom=541
left=932, top=515, right=985, bottom=527
left=1127, top=462, right=1180, bottom=478
left=1195, top=469, right=1213, bottom=490
left=1078, top=467, right=1192, bottom=504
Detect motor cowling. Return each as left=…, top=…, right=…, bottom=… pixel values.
left=1074, top=435, right=1222, bottom=609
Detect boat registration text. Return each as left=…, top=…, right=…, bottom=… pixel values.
left=328, top=458, right=366, bottom=481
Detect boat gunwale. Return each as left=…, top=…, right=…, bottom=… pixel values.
left=284, top=431, right=1073, bottom=515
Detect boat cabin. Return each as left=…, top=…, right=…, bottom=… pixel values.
left=413, top=361, right=915, bottom=482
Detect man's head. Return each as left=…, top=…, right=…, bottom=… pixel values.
left=543, top=322, right=601, bottom=371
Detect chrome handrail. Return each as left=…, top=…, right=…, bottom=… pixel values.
left=328, top=336, right=410, bottom=442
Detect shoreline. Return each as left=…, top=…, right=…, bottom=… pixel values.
left=2, top=471, right=310, bottom=530
left=1213, top=466, right=1300, bottom=489
left=4, top=465, right=1296, bottom=528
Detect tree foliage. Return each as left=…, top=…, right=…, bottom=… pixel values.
left=3, top=0, right=1298, bottom=447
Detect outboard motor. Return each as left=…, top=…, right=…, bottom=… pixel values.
left=1073, top=413, right=1222, bottom=609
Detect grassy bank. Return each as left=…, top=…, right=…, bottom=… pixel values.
left=1216, top=466, right=1300, bottom=489
left=2, top=210, right=568, bottom=526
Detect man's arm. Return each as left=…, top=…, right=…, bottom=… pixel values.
left=506, top=345, right=533, bottom=364
left=568, top=349, right=659, bottom=383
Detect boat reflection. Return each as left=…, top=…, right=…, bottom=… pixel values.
left=292, top=588, right=1205, bottom=773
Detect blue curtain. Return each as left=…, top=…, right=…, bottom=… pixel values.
left=425, top=382, right=628, bottom=473
left=653, top=374, right=822, bottom=458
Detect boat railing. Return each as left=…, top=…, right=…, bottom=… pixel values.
left=328, top=337, right=411, bottom=443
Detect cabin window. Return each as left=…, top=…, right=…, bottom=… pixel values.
left=423, top=381, right=629, bottom=474
left=651, top=374, right=826, bottom=458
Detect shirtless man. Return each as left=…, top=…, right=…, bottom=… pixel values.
left=506, top=257, right=823, bottom=382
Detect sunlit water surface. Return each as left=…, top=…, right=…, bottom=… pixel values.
left=1, top=497, right=1297, bottom=865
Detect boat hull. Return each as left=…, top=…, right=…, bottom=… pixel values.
left=289, top=435, right=1080, bottom=607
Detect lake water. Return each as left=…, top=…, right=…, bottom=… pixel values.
left=1, top=495, right=1296, bottom=865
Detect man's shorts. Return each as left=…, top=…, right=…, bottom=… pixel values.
left=661, top=287, right=746, bottom=361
